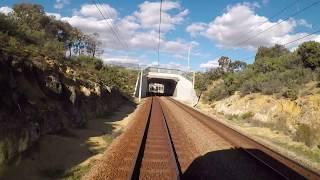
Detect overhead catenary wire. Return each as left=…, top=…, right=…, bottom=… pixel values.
left=157, top=0, right=163, bottom=67
left=239, top=29, right=320, bottom=61
left=282, top=30, right=320, bottom=46
left=91, top=0, right=129, bottom=51
left=234, top=0, right=300, bottom=46
left=237, top=0, right=320, bottom=47
left=95, top=0, right=130, bottom=50
left=211, top=0, right=320, bottom=60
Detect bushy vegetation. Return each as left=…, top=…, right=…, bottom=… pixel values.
left=197, top=42, right=320, bottom=102
left=0, top=3, right=138, bottom=96
left=70, top=56, right=138, bottom=95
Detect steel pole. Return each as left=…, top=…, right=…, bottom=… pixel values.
left=187, top=46, right=191, bottom=71
left=139, top=67, right=143, bottom=102
left=193, top=71, right=195, bottom=89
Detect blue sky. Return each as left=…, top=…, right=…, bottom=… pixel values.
left=1, top=0, right=320, bottom=70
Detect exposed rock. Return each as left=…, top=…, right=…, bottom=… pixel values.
left=45, top=75, right=62, bottom=94
left=212, top=93, right=320, bottom=147
left=94, top=83, right=101, bottom=96
left=0, top=55, right=126, bottom=172
left=67, top=86, right=76, bottom=104
left=81, top=85, right=91, bottom=96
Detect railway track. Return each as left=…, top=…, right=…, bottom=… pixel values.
left=87, top=96, right=320, bottom=180
left=86, top=97, right=182, bottom=180
left=166, top=97, right=320, bottom=180
left=130, top=97, right=181, bottom=179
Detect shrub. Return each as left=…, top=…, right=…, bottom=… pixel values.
left=241, top=112, right=254, bottom=119
left=297, top=41, right=320, bottom=69
left=223, top=72, right=243, bottom=95
left=260, top=79, right=282, bottom=95
left=206, top=84, right=229, bottom=102
left=202, top=43, right=320, bottom=101
left=240, top=79, right=259, bottom=95
left=282, top=88, right=298, bottom=100
left=94, top=59, right=103, bottom=70
left=294, top=124, right=313, bottom=146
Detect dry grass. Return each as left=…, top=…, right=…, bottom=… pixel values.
left=196, top=101, right=320, bottom=172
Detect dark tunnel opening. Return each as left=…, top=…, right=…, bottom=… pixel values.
left=147, top=78, right=177, bottom=97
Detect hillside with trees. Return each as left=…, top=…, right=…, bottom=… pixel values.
left=196, top=42, right=320, bottom=167
left=196, top=43, right=320, bottom=101
left=0, top=3, right=138, bottom=175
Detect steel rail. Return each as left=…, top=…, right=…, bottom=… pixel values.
left=128, top=97, right=153, bottom=180
left=167, top=97, right=320, bottom=180
left=129, top=97, right=181, bottom=179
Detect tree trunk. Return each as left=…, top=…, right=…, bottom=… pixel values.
left=193, top=91, right=202, bottom=107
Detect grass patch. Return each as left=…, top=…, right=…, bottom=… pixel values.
left=241, top=112, right=254, bottom=119
left=227, top=114, right=239, bottom=121
left=62, top=163, right=93, bottom=180
left=268, top=137, right=320, bottom=163
left=294, top=124, right=313, bottom=146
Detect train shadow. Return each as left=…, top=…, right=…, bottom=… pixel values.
left=182, top=148, right=306, bottom=180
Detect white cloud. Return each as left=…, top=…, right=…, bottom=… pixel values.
left=61, top=2, right=192, bottom=54
left=174, top=54, right=187, bottom=60
left=148, top=61, right=187, bottom=70
left=200, top=59, right=219, bottom=69
left=164, top=61, right=185, bottom=69
left=54, top=0, right=70, bottom=10
left=103, top=56, right=142, bottom=64
left=133, top=1, right=189, bottom=32
left=186, top=22, right=207, bottom=37
left=187, top=2, right=317, bottom=49
left=296, top=19, right=312, bottom=29
left=0, top=6, right=12, bottom=15
left=162, top=39, right=190, bottom=52
left=0, top=2, right=194, bottom=66
left=76, top=4, right=117, bottom=19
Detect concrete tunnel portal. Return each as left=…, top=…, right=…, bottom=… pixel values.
left=147, top=78, right=177, bottom=96
left=134, top=67, right=198, bottom=104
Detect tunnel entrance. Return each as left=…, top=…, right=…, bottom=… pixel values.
left=147, top=78, right=177, bottom=96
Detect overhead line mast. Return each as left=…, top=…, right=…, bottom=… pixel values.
left=157, top=0, right=163, bottom=67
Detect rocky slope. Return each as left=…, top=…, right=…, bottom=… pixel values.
left=0, top=55, right=127, bottom=174
left=210, top=91, right=320, bottom=148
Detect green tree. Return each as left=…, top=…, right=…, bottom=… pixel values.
left=13, top=3, right=45, bottom=31
left=218, top=56, right=231, bottom=71
left=0, top=14, right=17, bottom=35
left=228, top=60, right=247, bottom=72
left=297, top=41, right=320, bottom=69
left=86, top=33, right=103, bottom=58
left=194, top=72, right=208, bottom=95
left=255, top=44, right=289, bottom=61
